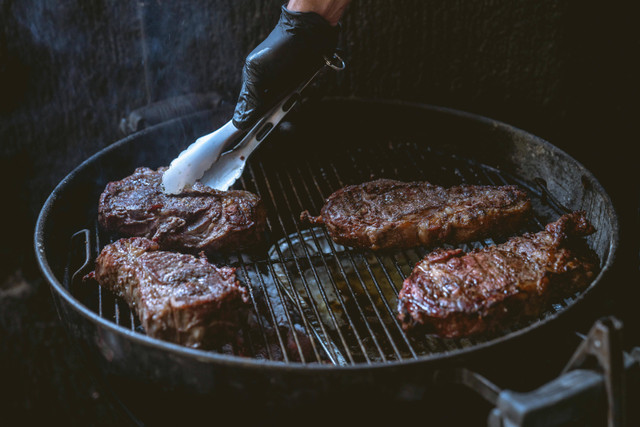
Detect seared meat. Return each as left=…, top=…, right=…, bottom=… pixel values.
left=91, top=237, right=249, bottom=349
left=397, top=211, right=599, bottom=338
left=98, top=167, right=266, bottom=254
left=301, top=179, right=531, bottom=250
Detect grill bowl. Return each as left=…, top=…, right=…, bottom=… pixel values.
left=35, top=98, right=618, bottom=414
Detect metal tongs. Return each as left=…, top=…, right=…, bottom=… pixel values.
left=162, top=53, right=345, bottom=194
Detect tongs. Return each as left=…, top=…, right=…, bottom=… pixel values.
left=162, top=53, right=345, bottom=194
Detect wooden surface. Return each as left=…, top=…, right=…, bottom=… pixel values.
left=1, top=0, right=638, bottom=424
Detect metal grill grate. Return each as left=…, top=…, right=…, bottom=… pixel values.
left=64, top=138, right=579, bottom=365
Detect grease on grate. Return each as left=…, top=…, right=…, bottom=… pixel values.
left=269, top=227, right=424, bottom=362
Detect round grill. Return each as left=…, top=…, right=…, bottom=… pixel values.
left=58, top=100, right=614, bottom=366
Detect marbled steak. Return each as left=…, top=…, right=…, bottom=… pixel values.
left=98, top=167, right=266, bottom=254
left=90, top=237, right=249, bottom=349
left=397, top=211, right=599, bottom=338
left=301, top=179, right=531, bottom=250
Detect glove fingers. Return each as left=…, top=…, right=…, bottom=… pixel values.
left=233, top=6, right=339, bottom=130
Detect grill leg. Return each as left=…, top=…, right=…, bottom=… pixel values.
left=444, top=317, right=639, bottom=427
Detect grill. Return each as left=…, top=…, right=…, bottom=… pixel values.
left=38, top=99, right=635, bottom=425
left=63, top=126, right=600, bottom=366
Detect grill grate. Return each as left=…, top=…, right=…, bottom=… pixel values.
left=65, top=138, right=584, bottom=365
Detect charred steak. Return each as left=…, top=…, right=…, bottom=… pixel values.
left=397, top=211, right=599, bottom=338
left=301, top=179, right=531, bottom=250
left=98, top=167, right=266, bottom=254
left=90, top=237, right=249, bottom=349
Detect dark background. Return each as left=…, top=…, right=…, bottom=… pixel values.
left=1, top=0, right=638, bottom=425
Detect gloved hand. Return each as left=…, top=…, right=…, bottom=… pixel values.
left=232, top=5, right=339, bottom=131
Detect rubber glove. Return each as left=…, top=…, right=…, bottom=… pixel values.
left=232, top=5, right=339, bottom=130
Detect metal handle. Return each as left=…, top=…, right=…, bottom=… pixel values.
left=198, top=53, right=345, bottom=191
left=442, top=317, right=639, bottom=427
left=490, top=369, right=613, bottom=427
left=234, top=52, right=345, bottom=157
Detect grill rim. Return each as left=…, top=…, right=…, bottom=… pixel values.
left=34, top=98, right=619, bottom=371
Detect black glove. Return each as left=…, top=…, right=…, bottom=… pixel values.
left=232, top=5, right=339, bottom=130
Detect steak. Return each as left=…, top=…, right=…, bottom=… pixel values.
left=90, top=237, right=250, bottom=349
left=98, top=167, right=267, bottom=254
left=301, top=179, right=531, bottom=250
left=397, top=211, right=599, bottom=338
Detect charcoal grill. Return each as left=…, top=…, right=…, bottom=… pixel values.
left=35, top=98, right=637, bottom=425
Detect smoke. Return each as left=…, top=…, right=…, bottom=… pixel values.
left=138, top=1, right=246, bottom=101
left=7, top=0, right=278, bottom=106
left=11, top=1, right=90, bottom=54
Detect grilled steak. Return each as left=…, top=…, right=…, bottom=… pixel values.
left=98, top=167, right=266, bottom=254
left=397, top=211, right=599, bottom=338
left=301, top=179, right=531, bottom=250
left=90, top=237, right=249, bottom=349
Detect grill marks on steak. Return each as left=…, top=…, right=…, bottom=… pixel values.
left=301, top=179, right=531, bottom=250
left=92, top=237, right=250, bottom=349
left=397, top=211, right=599, bottom=338
left=98, top=167, right=266, bottom=254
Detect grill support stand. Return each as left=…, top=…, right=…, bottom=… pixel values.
left=449, top=317, right=639, bottom=427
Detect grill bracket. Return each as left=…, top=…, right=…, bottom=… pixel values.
left=485, top=317, right=639, bottom=427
